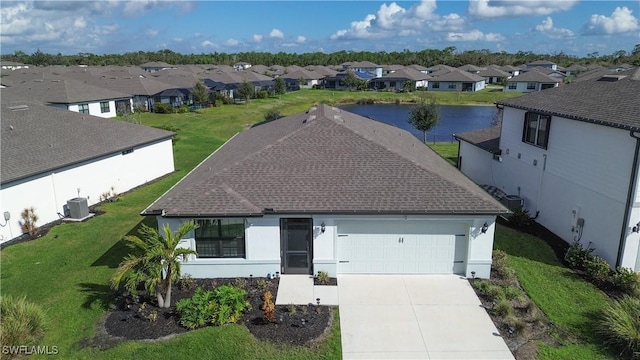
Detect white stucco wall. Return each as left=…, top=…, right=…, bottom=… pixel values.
left=0, top=138, right=174, bottom=242
left=457, top=140, right=497, bottom=186
left=67, top=100, right=127, bottom=118
left=161, top=214, right=497, bottom=279
left=493, top=106, right=638, bottom=267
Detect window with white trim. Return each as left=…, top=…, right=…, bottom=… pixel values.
left=195, top=219, right=246, bottom=258
left=526, top=82, right=536, bottom=90
left=432, top=82, right=440, bottom=89
left=522, top=112, right=551, bottom=149
left=78, top=103, right=89, bottom=114
left=508, top=83, right=517, bottom=89
left=100, top=101, right=110, bottom=113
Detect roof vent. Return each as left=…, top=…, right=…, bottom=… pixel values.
left=598, top=75, right=626, bottom=82
left=8, top=105, right=28, bottom=111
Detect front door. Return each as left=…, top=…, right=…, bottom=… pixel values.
left=280, top=218, right=312, bottom=274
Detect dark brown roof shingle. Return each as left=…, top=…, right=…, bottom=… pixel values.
left=144, top=105, right=507, bottom=217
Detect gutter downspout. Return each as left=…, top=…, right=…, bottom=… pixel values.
left=616, top=131, right=640, bottom=267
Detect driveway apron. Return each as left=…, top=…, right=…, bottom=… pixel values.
left=337, top=274, right=514, bottom=360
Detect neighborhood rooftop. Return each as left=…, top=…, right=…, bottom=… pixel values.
left=144, top=104, right=507, bottom=217
left=0, top=98, right=174, bottom=184
left=498, top=67, right=640, bottom=131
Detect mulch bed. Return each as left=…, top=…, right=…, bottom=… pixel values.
left=313, top=277, right=338, bottom=286
left=94, top=277, right=333, bottom=349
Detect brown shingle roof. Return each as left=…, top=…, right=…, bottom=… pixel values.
left=454, top=127, right=501, bottom=154
left=499, top=67, right=640, bottom=131
left=0, top=100, right=174, bottom=184
left=143, top=105, right=507, bottom=217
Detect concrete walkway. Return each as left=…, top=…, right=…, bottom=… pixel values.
left=275, top=275, right=339, bottom=306
left=338, top=274, right=514, bottom=360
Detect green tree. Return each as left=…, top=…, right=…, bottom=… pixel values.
left=111, top=221, right=198, bottom=308
left=237, top=80, right=255, bottom=102
left=403, top=80, right=415, bottom=92
left=343, top=70, right=358, bottom=91
left=192, top=81, right=210, bottom=107
left=274, top=77, right=286, bottom=95
left=408, top=95, right=441, bottom=144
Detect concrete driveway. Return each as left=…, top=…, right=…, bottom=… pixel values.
left=338, top=274, right=514, bottom=360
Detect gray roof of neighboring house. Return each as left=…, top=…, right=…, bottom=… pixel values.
left=431, top=69, right=486, bottom=82
left=454, top=127, right=501, bottom=154
left=4, top=78, right=131, bottom=105
left=499, top=67, right=640, bottom=131
left=348, top=61, right=380, bottom=68
left=526, top=60, right=557, bottom=66
left=457, top=64, right=485, bottom=72
left=378, top=68, right=431, bottom=81
left=407, top=64, right=428, bottom=71
left=508, top=70, right=559, bottom=83
left=140, top=61, right=174, bottom=68
left=280, top=69, right=323, bottom=80
left=0, top=99, right=174, bottom=184
left=383, top=64, right=405, bottom=71
left=143, top=105, right=508, bottom=217
left=477, top=67, right=509, bottom=78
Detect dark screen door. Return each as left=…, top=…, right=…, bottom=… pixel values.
left=280, top=218, right=312, bottom=274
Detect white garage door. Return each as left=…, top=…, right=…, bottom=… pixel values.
left=337, top=221, right=468, bottom=274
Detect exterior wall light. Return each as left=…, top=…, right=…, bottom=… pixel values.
left=320, top=222, right=326, bottom=233
left=481, top=222, right=489, bottom=234
left=0, top=211, right=10, bottom=227
left=633, top=222, right=640, bottom=233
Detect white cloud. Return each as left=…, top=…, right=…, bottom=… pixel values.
left=582, top=6, right=639, bottom=35
left=297, top=36, right=306, bottom=43
left=534, top=17, right=575, bottom=39
left=146, top=28, right=159, bottom=37
left=201, top=40, right=215, bottom=48
left=122, top=0, right=194, bottom=17
left=469, top=0, right=578, bottom=18
left=253, top=34, right=263, bottom=42
left=330, top=0, right=465, bottom=40
left=446, top=30, right=505, bottom=42
left=269, top=28, right=284, bottom=39
left=226, top=38, right=240, bottom=46
left=73, top=17, right=87, bottom=29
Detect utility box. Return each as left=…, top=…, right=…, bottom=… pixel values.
left=502, top=195, right=524, bottom=211
left=67, top=197, right=89, bottom=219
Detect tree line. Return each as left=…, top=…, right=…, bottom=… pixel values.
left=2, top=45, right=639, bottom=68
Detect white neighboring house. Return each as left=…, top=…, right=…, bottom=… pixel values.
left=140, top=62, right=177, bottom=73
left=526, top=60, right=558, bottom=71
left=1, top=61, right=29, bottom=70
left=429, top=69, right=486, bottom=92
left=6, top=78, right=133, bottom=118
left=142, top=105, right=508, bottom=279
left=504, top=70, right=560, bottom=93
left=0, top=101, right=175, bottom=243
left=233, top=62, right=252, bottom=71
left=455, top=68, right=640, bottom=271
left=346, top=61, right=383, bottom=78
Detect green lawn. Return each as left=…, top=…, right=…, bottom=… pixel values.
left=494, top=225, right=615, bottom=359
left=427, top=142, right=459, bottom=166
left=0, top=88, right=522, bottom=359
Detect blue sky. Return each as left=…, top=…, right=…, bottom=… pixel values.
left=1, top=1, right=638, bottom=57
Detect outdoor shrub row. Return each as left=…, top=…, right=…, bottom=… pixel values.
left=175, top=285, right=249, bottom=330
left=564, top=241, right=640, bottom=295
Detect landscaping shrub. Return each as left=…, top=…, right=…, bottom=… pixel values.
left=211, top=284, right=249, bottom=326
left=176, top=287, right=216, bottom=329
left=585, top=255, right=611, bottom=284
left=597, top=295, right=640, bottom=359
left=494, top=298, right=513, bottom=317
left=256, top=90, right=269, bottom=99
left=178, top=274, right=195, bottom=290
left=316, top=271, right=330, bottom=285
left=152, top=103, right=173, bottom=113
left=355, top=98, right=375, bottom=104
left=176, top=285, right=249, bottom=329
left=176, top=105, right=189, bottom=113
left=19, top=207, right=39, bottom=237
left=564, top=241, right=595, bottom=270
left=261, top=291, right=276, bottom=323
left=612, top=267, right=640, bottom=296
left=0, top=295, right=47, bottom=355
left=508, top=207, right=533, bottom=229
left=264, top=108, right=281, bottom=122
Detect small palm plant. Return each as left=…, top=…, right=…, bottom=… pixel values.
left=111, top=220, right=198, bottom=308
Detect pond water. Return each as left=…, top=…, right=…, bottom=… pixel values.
left=339, top=104, right=498, bottom=142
